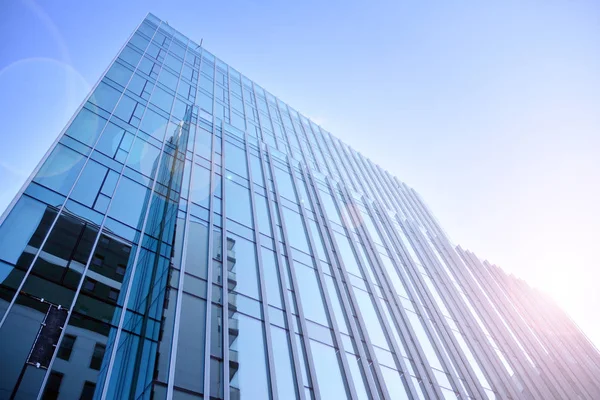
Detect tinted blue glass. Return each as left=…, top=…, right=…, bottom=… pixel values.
left=34, top=144, right=86, bottom=196
left=310, top=340, right=348, bottom=399
left=332, top=231, right=362, bottom=277
left=66, top=108, right=108, bottom=147
left=119, top=45, right=143, bottom=67
left=70, top=159, right=108, bottom=207
left=158, top=68, right=179, bottom=90
left=139, top=108, right=168, bottom=140
left=150, top=86, right=174, bottom=113
left=261, top=249, right=283, bottom=308
left=90, top=81, right=121, bottom=113
left=281, top=208, right=309, bottom=253
left=225, top=142, right=248, bottom=178
left=174, top=294, right=206, bottom=393
left=294, top=264, right=328, bottom=325
left=271, top=326, right=299, bottom=399
left=108, top=176, right=149, bottom=229
left=127, top=138, right=161, bottom=177
left=184, top=219, right=209, bottom=280
left=228, top=234, right=260, bottom=299
left=106, top=61, right=134, bottom=88
left=0, top=196, right=47, bottom=265
left=164, top=53, right=183, bottom=73
left=190, top=164, right=211, bottom=208
left=229, top=314, right=269, bottom=399
left=225, top=180, right=252, bottom=227
left=95, top=122, right=127, bottom=158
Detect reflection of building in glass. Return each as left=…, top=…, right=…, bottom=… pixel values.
left=1, top=12, right=599, bottom=400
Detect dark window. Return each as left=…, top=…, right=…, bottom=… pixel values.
left=80, top=381, right=96, bottom=400
left=83, top=279, right=96, bottom=292
left=90, top=343, right=106, bottom=370
left=42, top=371, right=63, bottom=400
left=108, top=289, right=119, bottom=301
left=92, top=254, right=104, bottom=267
left=116, top=264, right=126, bottom=276
left=56, top=334, right=76, bottom=361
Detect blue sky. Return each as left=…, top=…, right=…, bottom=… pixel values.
left=1, top=0, right=599, bottom=347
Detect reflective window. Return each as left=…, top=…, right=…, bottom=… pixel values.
left=271, top=326, right=299, bottom=399
left=95, top=122, right=127, bottom=158
left=70, top=159, right=108, bottom=207
left=150, top=86, right=175, bottom=113
left=225, top=142, right=248, bottom=178
left=184, top=219, right=209, bottom=280
left=106, top=61, right=134, bottom=88
left=273, top=167, right=296, bottom=202
left=318, top=189, right=342, bottom=226
left=190, top=164, right=211, bottom=208
left=34, top=144, right=86, bottom=196
left=261, top=249, right=283, bottom=309
left=90, top=81, right=121, bottom=113
left=406, top=311, right=443, bottom=370
left=66, top=108, right=108, bottom=147
left=227, top=234, right=260, bottom=300
left=332, top=231, right=362, bottom=277
left=194, top=127, right=212, bottom=159
left=127, top=138, right=161, bottom=178
left=225, top=180, right=252, bottom=227
left=0, top=195, right=48, bottom=266
left=281, top=208, right=309, bottom=253
left=294, top=264, right=328, bottom=326
left=56, top=334, right=76, bottom=361
left=380, top=365, right=409, bottom=400
left=139, top=108, right=169, bottom=141
left=108, top=176, right=150, bottom=229
left=254, top=195, right=272, bottom=237
left=174, top=294, right=207, bottom=394
left=353, top=289, right=389, bottom=350
left=310, top=340, right=348, bottom=399
left=345, top=353, right=370, bottom=400
left=322, top=275, right=349, bottom=334
left=229, top=314, right=270, bottom=399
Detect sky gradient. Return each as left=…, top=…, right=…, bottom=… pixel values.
left=1, top=0, right=599, bottom=347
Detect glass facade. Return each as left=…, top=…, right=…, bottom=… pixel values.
left=0, top=13, right=599, bottom=400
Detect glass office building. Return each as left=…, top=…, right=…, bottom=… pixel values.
left=0, top=13, right=598, bottom=400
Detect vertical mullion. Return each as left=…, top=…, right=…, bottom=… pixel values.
left=454, top=247, right=554, bottom=400
left=261, top=148, right=322, bottom=400
left=306, top=172, right=399, bottom=400
left=0, top=17, right=157, bottom=330
left=354, top=197, right=476, bottom=400
left=487, top=261, right=597, bottom=398
left=246, top=81, right=307, bottom=400
left=287, top=162, right=360, bottom=400
left=33, top=19, right=165, bottom=399
left=329, top=181, right=443, bottom=400
left=100, top=30, right=189, bottom=400
left=241, top=81, right=281, bottom=400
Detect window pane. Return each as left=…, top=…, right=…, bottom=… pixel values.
left=108, top=177, right=150, bottom=229
left=229, top=314, right=269, bottom=399
left=294, top=264, right=328, bottom=326
left=65, top=108, right=107, bottom=147
left=174, top=294, right=207, bottom=393
left=139, top=108, right=168, bottom=141
left=281, top=208, right=309, bottom=253
left=271, top=326, right=299, bottom=400
left=225, top=180, right=252, bottom=227
left=34, top=144, right=86, bottom=196
left=310, top=340, right=348, bottom=399
left=227, top=234, right=260, bottom=300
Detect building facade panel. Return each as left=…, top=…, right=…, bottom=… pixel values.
left=0, top=13, right=598, bottom=400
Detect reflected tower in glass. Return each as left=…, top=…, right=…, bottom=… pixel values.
left=1, top=13, right=599, bottom=400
